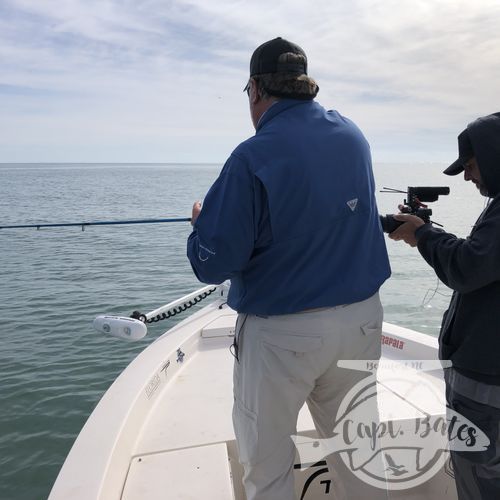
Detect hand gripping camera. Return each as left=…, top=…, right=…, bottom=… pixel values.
left=379, top=186, right=450, bottom=233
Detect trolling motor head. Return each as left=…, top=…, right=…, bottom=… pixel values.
left=93, top=315, right=148, bottom=340
left=92, top=285, right=219, bottom=341
left=380, top=186, right=450, bottom=233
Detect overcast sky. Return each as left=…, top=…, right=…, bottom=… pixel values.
left=1, top=0, right=499, bottom=163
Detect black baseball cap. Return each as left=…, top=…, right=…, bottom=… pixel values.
left=244, top=37, right=308, bottom=92
left=443, top=129, right=474, bottom=175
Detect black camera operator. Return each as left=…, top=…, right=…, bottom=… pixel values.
left=390, top=112, right=500, bottom=499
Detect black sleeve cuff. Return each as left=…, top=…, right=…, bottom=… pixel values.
left=415, top=223, right=435, bottom=242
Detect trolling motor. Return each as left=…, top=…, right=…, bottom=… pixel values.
left=92, top=285, right=220, bottom=341
left=93, top=315, right=148, bottom=340
left=380, top=186, right=450, bottom=233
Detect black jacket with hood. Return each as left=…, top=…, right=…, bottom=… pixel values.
left=415, top=112, right=500, bottom=384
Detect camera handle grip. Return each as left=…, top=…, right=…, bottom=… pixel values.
left=380, top=214, right=404, bottom=234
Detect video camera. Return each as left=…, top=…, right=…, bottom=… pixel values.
left=380, top=186, right=450, bottom=233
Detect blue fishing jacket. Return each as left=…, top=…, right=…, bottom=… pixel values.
left=187, top=99, right=390, bottom=314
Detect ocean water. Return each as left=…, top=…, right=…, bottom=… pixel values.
left=0, top=162, right=486, bottom=500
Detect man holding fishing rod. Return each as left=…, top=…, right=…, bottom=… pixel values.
left=390, top=112, right=500, bottom=499
left=187, top=37, right=391, bottom=499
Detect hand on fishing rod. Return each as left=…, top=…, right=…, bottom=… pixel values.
left=191, top=201, right=202, bottom=226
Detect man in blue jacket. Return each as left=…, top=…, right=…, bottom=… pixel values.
left=390, top=112, right=500, bottom=499
left=187, top=37, right=391, bottom=499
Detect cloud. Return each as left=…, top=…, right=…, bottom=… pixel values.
left=0, top=0, right=499, bottom=162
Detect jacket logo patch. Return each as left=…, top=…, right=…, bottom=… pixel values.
left=347, top=198, right=358, bottom=211
left=198, top=243, right=216, bottom=262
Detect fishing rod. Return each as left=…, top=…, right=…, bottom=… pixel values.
left=0, top=217, right=191, bottom=231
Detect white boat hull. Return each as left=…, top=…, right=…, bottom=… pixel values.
left=49, top=294, right=457, bottom=499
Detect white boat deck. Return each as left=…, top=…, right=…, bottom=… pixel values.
left=49, top=298, right=457, bottom=500
left=134, top=324, right=318, bottom=457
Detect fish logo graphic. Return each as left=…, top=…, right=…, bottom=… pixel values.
left=384, top=453, right=409, bottom=476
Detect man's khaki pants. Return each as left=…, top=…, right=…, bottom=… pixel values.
left=232, top=292, right=388, bottom=500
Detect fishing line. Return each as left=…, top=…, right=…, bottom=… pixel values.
left=421, top=276, right=451, bottom=307
left=422, top=197, right=490, bottom=307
